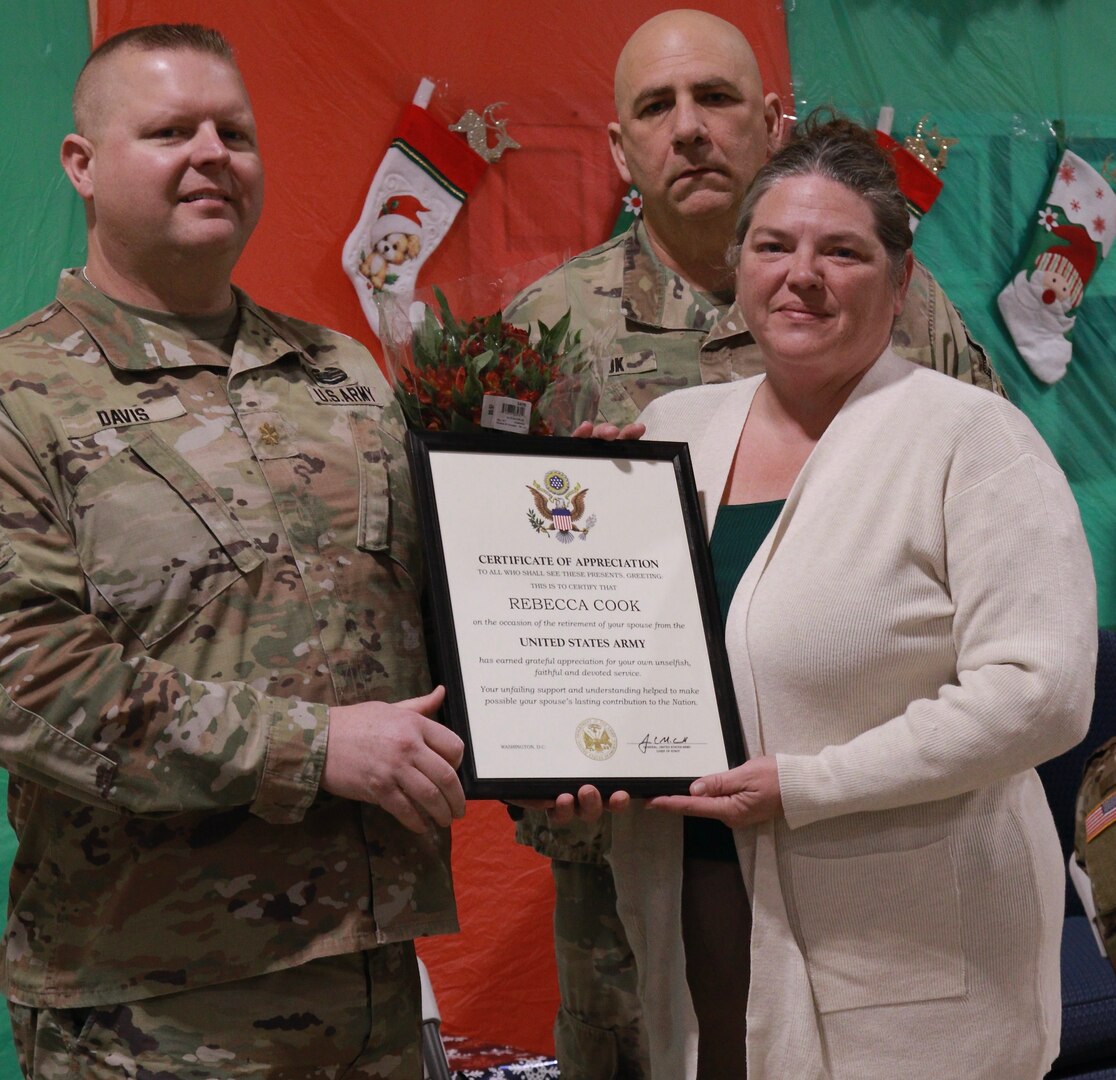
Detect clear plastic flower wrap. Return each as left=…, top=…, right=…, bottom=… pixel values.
left=377, top=269, right=605, bottom=437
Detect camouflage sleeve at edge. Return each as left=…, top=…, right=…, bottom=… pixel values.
left=0, top=409, right=329, bottom=822
left=930, top=272, right=1006, bottom=398
left=894, top=263, right=1006, bottom=398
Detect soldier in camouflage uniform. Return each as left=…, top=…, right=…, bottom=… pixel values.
left=507, top=11, right=1003, bottom=1080
left=510, top=222, right=1001, bottom=430
left=0, top=24, right=465, bottom=1079
left=1076, top=738, right=1116, bottom=969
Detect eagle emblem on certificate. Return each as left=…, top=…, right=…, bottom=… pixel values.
left=526, top=469, right=596, bottom=542
left=576, top=718, right=618, bottom=761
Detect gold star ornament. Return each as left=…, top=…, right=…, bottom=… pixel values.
left=903, top=116, right=958, bottom=176
left=450, top=103, right=520, bottom=163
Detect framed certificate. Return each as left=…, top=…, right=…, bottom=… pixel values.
left=406, top=429, right=745, bottom=799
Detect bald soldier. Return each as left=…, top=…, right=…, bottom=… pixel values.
left=508, top=10, right=1001, bottom=1079
left=0, top=24, right=464, bottom=1079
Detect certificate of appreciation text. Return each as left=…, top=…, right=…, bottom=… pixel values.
left=408, top=431, right=744, bottom=798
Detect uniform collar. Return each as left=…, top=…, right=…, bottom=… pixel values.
left=55, top=268, right=306, bottom=376
left=619, top=222, right=753, bottom=346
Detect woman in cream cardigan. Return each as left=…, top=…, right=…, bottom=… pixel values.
left=605, top=117, right=1098, bottom=1079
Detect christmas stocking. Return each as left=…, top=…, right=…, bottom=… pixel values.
left=997, top=148, right=1116, bottom=384
left=342, top=80, right=490, bottom=337
left=874, top=110, right=952, bottom=232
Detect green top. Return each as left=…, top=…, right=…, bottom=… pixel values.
left=685, top=499, right=785, bottom=862
left=710, top=500, right=786, bottom=629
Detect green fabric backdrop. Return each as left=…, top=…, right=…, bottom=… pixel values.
left=786, top=0, right=1116, bottom=627
left=0, top=1, right=88, bottom=1072
left=1, top=3, right=88, bottom=324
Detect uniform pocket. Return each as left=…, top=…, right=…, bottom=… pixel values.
left=356, top=415, right=391, bottom=554
left=73, top=429, right=262, bottom=647
left=788, top=836, right=966, bottom=1013
left=356, top=410, right=420, bottom=579
left=554, top=1006, right=620, bottom=1080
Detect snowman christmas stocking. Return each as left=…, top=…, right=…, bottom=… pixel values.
left=997, top=149, right=1116, bottom=383
left=343, top=80, right=489, bottom=337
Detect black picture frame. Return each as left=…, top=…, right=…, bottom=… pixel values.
left=406, top=428, right=745, bottom=799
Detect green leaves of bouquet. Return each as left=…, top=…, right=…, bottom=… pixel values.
left=395, top=288, right=584, bottom=436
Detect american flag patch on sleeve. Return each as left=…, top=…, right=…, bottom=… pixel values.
left=1085, top=792, right=1116, bottom=843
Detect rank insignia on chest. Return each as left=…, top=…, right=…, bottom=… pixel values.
left=1086, top=792, right=1116, bottom=843
left=258, top=422, right=281, bottom=446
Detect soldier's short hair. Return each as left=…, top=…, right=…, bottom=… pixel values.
left=73, top=24, right=238, bottom=135
left=732, top=108, right=912, bottom=288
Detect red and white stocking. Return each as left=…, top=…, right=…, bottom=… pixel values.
left=998, top=149, right=1116, bottom=383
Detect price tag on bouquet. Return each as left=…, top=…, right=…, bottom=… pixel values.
left=377, top=283, right=605, bottom=437
left=481, top=395, right=533, bottom=435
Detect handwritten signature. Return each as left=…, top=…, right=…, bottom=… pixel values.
left=637, top=733, right=690, bottom=754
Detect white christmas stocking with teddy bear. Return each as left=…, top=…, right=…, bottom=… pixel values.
left=343, top=79, right=505, bottom=337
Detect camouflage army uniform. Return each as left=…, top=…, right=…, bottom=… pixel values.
left=9, top=946, right=422, bottom=1079
left=509, top=219, right=1002, bottom=429
left=0, top=270, right=455, bottom=1071
left=1076, top=737, right=1116, bottom=968
left=506, top=219, right=1003, bottom=1080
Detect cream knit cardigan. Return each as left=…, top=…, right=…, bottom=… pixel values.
left=609, top=349, right=1097, bottom=1080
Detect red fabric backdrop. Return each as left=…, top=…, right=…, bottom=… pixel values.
left=95, top=0, right=791, bottom=1052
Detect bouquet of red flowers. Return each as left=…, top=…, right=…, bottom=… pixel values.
left=380, top=288, right=601, bottom=436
